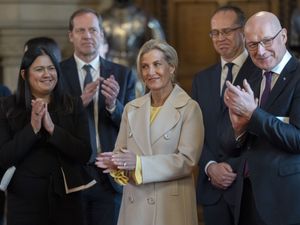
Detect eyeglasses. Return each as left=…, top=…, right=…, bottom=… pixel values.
left=209, top=26, right=242, bottom=39
left=246, top=29, right=282, bottom=51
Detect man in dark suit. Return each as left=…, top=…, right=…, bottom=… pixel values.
left=224, top=11, right=300, bottom=225
left=0, top=84, right=11, bottom=225
left=192, top=6, right=259, bottom=225
left=60, top=8, right=136, bottom=225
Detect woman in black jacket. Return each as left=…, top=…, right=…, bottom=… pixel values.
left=0, top=46, right=95, bottom=225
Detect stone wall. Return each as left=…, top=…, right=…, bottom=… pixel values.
left=0, top=0, right=113, bottom=91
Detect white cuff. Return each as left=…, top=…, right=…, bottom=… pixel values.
left=205, top=161, right=217, bottom=179
left=106, top=104, right=116, bottom=114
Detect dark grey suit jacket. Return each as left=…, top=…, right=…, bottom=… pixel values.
left=192, top=56, right=260, bottom=207
left=60, top=56, right=136, bottom=193
left=224, top=55, right=300, bottom=225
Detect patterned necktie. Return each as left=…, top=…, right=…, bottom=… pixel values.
left=221, top=63, right=234, bottom=98
left=82, top=64, right=97, bottom=162
left=83, top=64, right=93, bottom=88
left=260, top=71, right=273, bottom=106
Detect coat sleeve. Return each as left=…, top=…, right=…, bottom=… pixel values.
left=0, top=98, right=40, bottom=169
left=247, top=106, right=300, bottom=153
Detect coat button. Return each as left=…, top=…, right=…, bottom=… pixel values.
left=147, top=197, right=155, bottom=204
left=164, top=134, right=170, bottom=140
left=128, top=131, right=133, bottom=137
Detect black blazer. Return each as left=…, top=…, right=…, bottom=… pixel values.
left=192, top=56, right=260, bottom=206
left=61, top=56, right=136, bottom=153
left=224, top=55, right=300, bottom=225
left=60, top=56, right=136, bottom=193
left=0, top=95, right=93, bottom=195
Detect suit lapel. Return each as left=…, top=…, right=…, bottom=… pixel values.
left=98, top=57, right=112, bottom=109
left=210, top=64, right=223, bottom=110
left=99, top=57, right=111, bottom=80
left=234, top=57, right=255, bottom=85
left=150, top=85, right=184, bottom=145
left=127, top=95, right=152, bottom=155
left=263, top=56, right=298, bottom=109
left=235, top=56, right=262, bottom=99
left=150, top=100, right=180, bottom=145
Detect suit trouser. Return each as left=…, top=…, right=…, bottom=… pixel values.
left=0, top=191, right=4, bottom=225
left=82, top=165, right=115, bottom=225
left=239, top=178, right=267, bottom=225
left=202, top=196, right=235, bottom=225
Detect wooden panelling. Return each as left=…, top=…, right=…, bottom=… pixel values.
left=169, top=1, right=218, bottom=94
left=167, top=0, right=279, bottom=94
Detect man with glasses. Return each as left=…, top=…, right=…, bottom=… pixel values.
left=224, top=11, right=300, bottom=225
left=192, top=5, right=259, bottom=225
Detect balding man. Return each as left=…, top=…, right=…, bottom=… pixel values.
left=224, top=11, right=300, bottom=225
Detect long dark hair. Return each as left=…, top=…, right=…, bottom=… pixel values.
left=24, top=37, right=62, bottom=62
left=15, top=46, right=69, bottom=113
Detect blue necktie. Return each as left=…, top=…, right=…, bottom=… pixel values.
left=221, top=63, right=234, bottom=98
left=83, top=64, right=97, bottom=162
left=260, top=71, right=273, bottom=106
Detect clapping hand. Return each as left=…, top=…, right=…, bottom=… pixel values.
left=31, top=98, right=46, bottom=134
left=95, top=152, right=117, bottom=173
left=100, top=75, right=120, bottom=110
left=31, top=98, right=54, bottom=135
left=81, top=78, right=100, bottom=107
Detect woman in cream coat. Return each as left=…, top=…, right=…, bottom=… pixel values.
left=96, top=39, right=204, bottom=225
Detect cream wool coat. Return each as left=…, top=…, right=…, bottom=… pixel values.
left=115, top=85, right=204, bottom=225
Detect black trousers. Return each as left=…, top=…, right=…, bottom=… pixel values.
left=238, top=178, right=267, bottom=225
left=82, top=165, right=115, bottom=225
left=7, top=174, right=84, bottom=225
left=202, top=195, right=235, bottom=225
left=0, top=191, right=4, bottom=225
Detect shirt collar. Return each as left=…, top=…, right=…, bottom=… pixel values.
left=221, top=49, right=248, bottom=69
left=73, top=54, right=100, bottom=71
left=265, top=50, right=291, bottom=75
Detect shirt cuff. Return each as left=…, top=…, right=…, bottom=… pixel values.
left=106, top=104, right=116, bottom=114
left=205, top=161, right=217, bottom=179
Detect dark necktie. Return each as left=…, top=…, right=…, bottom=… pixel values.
left=221, top=63, right=234, bottom=98
left=260, top=71, right=273, bottom=106
left=82, top=64, right=97, bottom=162
left=83, top=64, right=93, bottom=88
left=244, top=72, right=272, bottom=177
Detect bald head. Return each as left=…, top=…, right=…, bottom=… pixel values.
left=245, top=11, right=282, bottom=35
left=244, top=11, right=287, bottom=71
